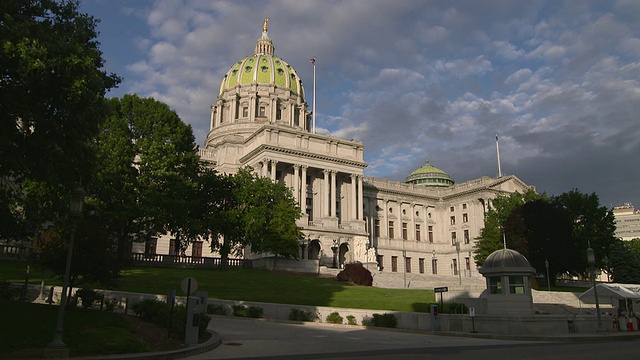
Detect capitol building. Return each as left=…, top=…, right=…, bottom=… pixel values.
left=142, top=22, right=534, bottom=282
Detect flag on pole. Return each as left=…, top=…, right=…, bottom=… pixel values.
left=310, top=57, right=316, bottom=65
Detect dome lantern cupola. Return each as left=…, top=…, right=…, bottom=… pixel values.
left=255, top=17, right=275, bottom=55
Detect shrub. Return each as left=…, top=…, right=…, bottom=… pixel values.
left=346, top=315, right=357, bottom=325
left=76, top=288, right=101, bottom=309
left=371, top=313, right=397, bottom=328
left=0, top=281, right=18, bottom=301
left=289, top=308, right=316, bottom=322
left=131, top=298, right=210, bottom=340
left=336, top=262, right=373, bottom=286
left=207, top=304, right=227, bottom=315
left=232, top=305, right=263, bottom=318
left=132, top=299, right=168, bottom=322
left=326, top=311, right=343, bottom=324
left=104, top=298, right=118, bottom=312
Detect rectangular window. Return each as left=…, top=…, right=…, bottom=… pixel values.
left=419, top=258, right=425, bottom=274
left=463, top=213, right=468, bottom=223
left=489, top=276, right=503, bottom=294
left=465, top=257, right=471, bottom=271
left=374, top=219, right=380, bottom=237
left=428, top=226, right=434, bottom=243
left=415, top=224, right=421, bottom=241
left=406, top=257, right=411, bottom=273
left=391, top=256, right=398, bottom=272
left=432, top=258, right=438, bottom=274
left=388, top=221, right=394, bottom=239
left=463, top=203, right=467, bottom=210
left=377, top=255, right=384, bottom=271
left=276, top=107, right=282, bottom=120
left=192, top=241, right=203, bottom=257
left=450, top=206, right=455, bottom=212
left=259, top=106, right=266, bottom=117
left=402, top=222, right=408, bottom=240
left=145, top=238, right=157, bottom=256
left=453, top=259, right=458, bottom=275
left=464, top=229, right=470, bottom=244
left=451, top=231, right=457, bottom=245
left=509, top=276, right=525, bottom=294
left=242, top=107, right=249, bottom=117
left=450, top=216, right=456, bottom=225
left=169, top=238, right=180, bottom=256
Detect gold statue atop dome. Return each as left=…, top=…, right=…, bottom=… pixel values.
left=263, top=17, right=270, bottom=32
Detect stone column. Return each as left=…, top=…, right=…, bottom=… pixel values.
left=270, top=160, right=278, bottom=182
left=293, top=164, right=300, bottom=205
left=350, top=174, right=357, bottom=221
left=261, top=159, right=268, bottom=178
left=330, top=170, right=337, bottom=218
left=323, top=169, right=330, bottom=217
left=410, top=203, right=416, bottom=241
left=301, top=166, right=308, bottom=215
left=358, top=175, right=364, bottom=221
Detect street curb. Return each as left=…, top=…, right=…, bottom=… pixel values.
left=72, top=330, right=222, bottom=360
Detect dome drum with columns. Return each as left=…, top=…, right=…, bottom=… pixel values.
left=179, top=20, right=537, bottom=285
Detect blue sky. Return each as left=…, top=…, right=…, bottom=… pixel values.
left=79, top=0, right=640, bottom=209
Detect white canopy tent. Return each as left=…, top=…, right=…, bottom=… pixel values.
left=579, top=283, right=640, bottom=308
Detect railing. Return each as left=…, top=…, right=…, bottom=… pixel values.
left=131, top=253, right=246, bottom=268
left=0, top=244, right=26, bottom=258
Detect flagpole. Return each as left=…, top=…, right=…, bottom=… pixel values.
left=496, top=134, right=502, bottom=177
left=311, top=57, right=316, bottom=134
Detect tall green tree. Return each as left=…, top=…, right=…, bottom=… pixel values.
left=550, top=189, right=617, bottom=274
left=504, top=199, right=575, bottom=285
left=0, top=0, right=120, bottom=239
left=474, top=188, right=542, bottom=265
left=199, top=167, right=303, bottom=265
left=233, top=168, right=303, bottom=258
left=608, top=239, right=640, bottom=284
left=90, top=95, right=201, bottom=259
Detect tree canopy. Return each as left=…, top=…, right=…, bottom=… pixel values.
left=0, top=0, right=119, bottom=239
left=474, top=188, right=542, bottom=265
left=475, top=188, right=620, bottom=282
left=90, top=94, right=201, bottom=260
left=198, top=167, right=304, bottom=265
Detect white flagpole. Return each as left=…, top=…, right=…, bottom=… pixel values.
left=496, top=134, right=502, bottom=177
left=312, top=57, right=316, bottom=134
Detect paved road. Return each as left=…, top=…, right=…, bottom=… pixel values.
left=183, top=316, right=640, bottom=360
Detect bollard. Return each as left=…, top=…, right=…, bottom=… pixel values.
left=47, top=286, right=55, bottom=305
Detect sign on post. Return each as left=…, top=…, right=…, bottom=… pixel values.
left=434, top=286, right=448, bottom=311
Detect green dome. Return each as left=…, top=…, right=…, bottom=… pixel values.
left=218, top=27, right=304, bottom=98
left=405, top=160, right=454, bottom=187
left=219, top=54, right=302, bottom=96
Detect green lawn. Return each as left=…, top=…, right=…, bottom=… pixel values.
left=1, top=260, right=433, bottom=312
left=0, top=300, right=151, bottom=357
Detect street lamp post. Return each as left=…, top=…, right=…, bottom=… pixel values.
left=301, top=237, right=309, bottom=259
left=545, top=259, right=550, bottom=291
left=455, top=241, right=461, bottom=285
left=586, top=241, right=603, bottom=332
left=331, top=240, right=338, bottom=268
left=44, top=187, right=84, bottom=358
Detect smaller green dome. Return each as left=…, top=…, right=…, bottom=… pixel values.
left=404, top=160, right=454, bottom=187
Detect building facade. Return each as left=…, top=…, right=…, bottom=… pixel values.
left=613, top=203, right=640, bottom=241
left=143, top=22, right=534, bottom=280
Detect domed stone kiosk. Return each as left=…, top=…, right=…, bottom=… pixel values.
left=479, top=248, right=536, bottom=315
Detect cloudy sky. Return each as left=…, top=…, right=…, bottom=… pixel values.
left=79, top=0, right=640, bottom=209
